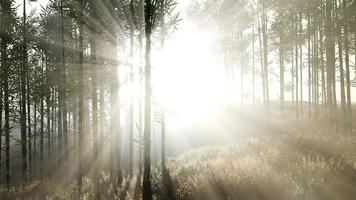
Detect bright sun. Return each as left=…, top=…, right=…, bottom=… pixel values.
left=152, top=24, right=225, bottom=122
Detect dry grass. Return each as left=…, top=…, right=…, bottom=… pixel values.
left=1, top=118, right=356, bottom=200
left=167, top=120, right=356, bottom=200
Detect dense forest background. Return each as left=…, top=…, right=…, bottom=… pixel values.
left=1, top=0, right=356, bottom=199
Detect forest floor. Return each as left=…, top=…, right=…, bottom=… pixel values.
left=1, top=105, right=356, bottom=200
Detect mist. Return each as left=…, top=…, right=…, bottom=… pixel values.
left=1, top=0, right=356, bottom=199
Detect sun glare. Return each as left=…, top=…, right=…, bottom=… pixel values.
left=152, top=24, right=225, bottom=122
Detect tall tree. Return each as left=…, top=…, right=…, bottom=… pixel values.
left=89, top=0, right=100, bottom=197
left=77, top=0, right=85, bottom=193
left=21, top=0, right=28, bottom=182
left=143, top=0, right=153, bottom=198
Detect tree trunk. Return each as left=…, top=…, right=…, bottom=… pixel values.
left=308, top=12, right=311, bottom=117
left=78, top=0, right=85, bottom=193
left=295, top=11, right=299, bottom=119
left=0, top=58, right=2, bottom=185
left=40, top=62, right=44, bottom=178
left=33, top=101, right=37, bottom=166
left=27, top=61, right=31, bottom=178
left=262, top=5, right=269, bottom=113
left=143, top=0, right=153, bottom=199
left=252, top=25, right=255, bottom=106
left=21, top=0, right=28, bottom=182
left=343, top=0, right=352, bottom=131
left=138, top=0, right=144, bottom=176
left=89, top=0, right=100, bottom=195
left=326, top=0, right=335, bottom=121
left=46, top=57, right=51, bottom=164
left=279, top=13, right=284, bottom=111
left=292, top=46, right=294, bottom=106
left=60, top=0, right=68, bottom=159
left=1, top=22, right=11, bottom=185
left=337, top=20, right=346, bottom=126
left=299, top=12, right=303, bottom=115
left=319, top=24, right=327, bottom=115
left=99, top=81, right=104, bottom=172
left=258, top=18, right=265, bottom=105
left=116, top=46, right=122, bottom=185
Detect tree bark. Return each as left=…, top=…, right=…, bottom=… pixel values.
left=326, top=0, right=335, bottom=121
left=343, top=0, right=352, bottom=130
left=299, top=12, right=303, bottom=115
left=78, top=0, right=85, bottom=193
left=21, top=0, right=28, bottom=182
left=279, top=12, right=284, bottom=111
left=89, top=0, right=100, bottom=196
left=262, top=5, right=269, bottom=113
left=0, top=10, right=11, bottom=184
left=143, top=0, right=153, bottom=199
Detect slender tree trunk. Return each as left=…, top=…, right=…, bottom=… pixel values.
left=60, top=0, right=68, bottom=159
left=27, top=62, right=31, bottom=178
left=292, top=47, right=294, bottom=106
left=343, top=0, right=352, bottom=131
left=46, top=61, right=51, bottom=162
left=21, top=0, right=28, bottom=182
left=78, top=0, right=85, bottom=193
left=299, top=12, right=303, bottom=115
left=308, top=13, right=312, bottom=117
left=57, top=86, right=62, bottom=165
left=313, top=19, right=319, bottom=120
left=332, top=2, right=338, bottom=125
left=279, top=14, right=284, bottom=111
left=258, top=18, right=265, bottom=105
left=138, top=32, right=143, bottom=177
left=262, top=5, right=269, bottom=113
left=240, top=38, right=244, bottom=105
left=326, top=0, right=335, bottom=121
left=127, top=0, right=136, bottom=178
left=320, top=24, right=327, bottom=115
left=99, top=79, right=104, bottom=172
left=89, top=1, right=100, bottom=195
left=40, top=68, right=44, bottom=178
left=1, top=25, right=11, bottom=186
left=337, top=20, right=346, bottom=127
left=34, top=101, right=37, bottom=164
left=252, top=25, right=255, bottom=106
left=335, top=0, right=347, bottom=129
left=53, top=91, right=56, bottom=152
left=116, top=46, right=122, bottom=185
left=143, top=0, right=153, bottom=198
left=110, top=76, right=114, bottom=179
left=90, top=38, right=99, bottom=199
left=160, top=3, right=168, bottom=197
left=296, top=11, right=299, bottom=119
left=0, top=52, right=2, bottom=185
left=161, top=107, right=165, bottom=175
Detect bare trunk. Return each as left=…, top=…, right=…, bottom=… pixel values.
left=258, top=18, right=265, bottom=105
left=299, top=12, right=303, bottom=115
left=78, top=1, right=84, bottom=193
left=262, top=5, right=269, bottom=112
left=279, top=13, right=284, bottom=111
left=89, top=1, right=99, bottom=195
left=21, top=0, right=28, bottom=182
left=308, top=13, right=311, bottom=117
left=252, top=25, right=255, bottom=106
left=343, top=0, right=352, bottom=130
left=295, top=11, right=299, bottom=119
left=143, top=1, right=153, bottom=198
left=1, top=19, right=11, bottom=185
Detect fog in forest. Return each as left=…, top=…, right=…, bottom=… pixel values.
left=1, top=0, right=356, bottom=199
